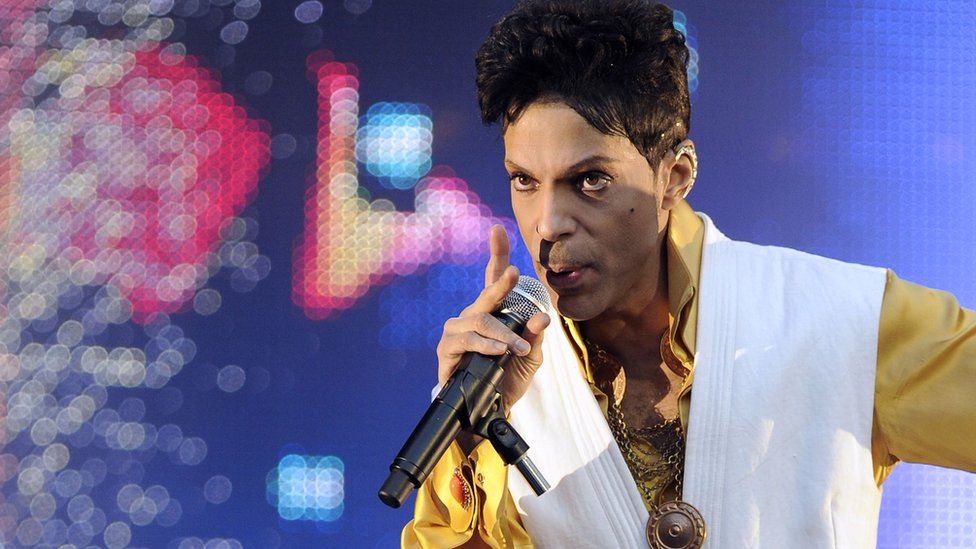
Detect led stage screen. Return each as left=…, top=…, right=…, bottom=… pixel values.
left=0, top=1, right=974, bottom=547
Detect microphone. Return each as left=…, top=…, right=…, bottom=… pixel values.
left=378, top=276, right=552, bottom=508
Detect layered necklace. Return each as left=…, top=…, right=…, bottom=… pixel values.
left=585, top=331, right=707, bottom=549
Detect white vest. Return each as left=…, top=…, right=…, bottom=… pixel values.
left=507, top=214, right=887, bottom=548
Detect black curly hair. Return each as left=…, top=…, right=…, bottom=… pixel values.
left=475, top=0, right=690, bottom=165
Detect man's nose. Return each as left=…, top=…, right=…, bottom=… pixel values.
left=536, top=184, right=576, bottom=241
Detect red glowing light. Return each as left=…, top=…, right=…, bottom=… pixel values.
left=0, top=39, right=269, bottom=322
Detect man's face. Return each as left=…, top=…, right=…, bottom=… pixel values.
left=503, top=100, right=671, bottom=322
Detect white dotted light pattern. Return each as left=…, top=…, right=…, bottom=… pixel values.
left=355, top=102, right=433, bottom=189
left=266, top=454, right=344, bottom=522
left=797, top=2, right=976, bottom=547
left=0, top=0, right=269, bottom=546
left=294, top=51, right=508, bottom=319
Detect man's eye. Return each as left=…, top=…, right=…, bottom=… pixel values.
left=510, top=173, right=534, bottom=191
left=579, top=172, right=611, bottom=192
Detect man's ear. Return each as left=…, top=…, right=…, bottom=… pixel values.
left=661, top=139, right=697, bottom=210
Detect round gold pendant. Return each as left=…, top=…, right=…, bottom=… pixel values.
left=646, top=501, right=707, bottom=549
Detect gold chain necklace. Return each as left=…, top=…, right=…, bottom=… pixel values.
left=586, top=338, right=707, bottom=549
left=606, top=400, right=683, bottom=504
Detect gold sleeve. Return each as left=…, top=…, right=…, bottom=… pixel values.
left=874, top=269, right=976, bottom=481
left=401, top=439, right=533, bottom=548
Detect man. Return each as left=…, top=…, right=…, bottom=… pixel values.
left=402, top=1, right=976, bottom=547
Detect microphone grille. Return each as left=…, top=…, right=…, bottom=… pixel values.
left=502, top=276, right=552, bottom=320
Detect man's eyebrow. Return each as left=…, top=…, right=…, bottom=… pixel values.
left=504, top=155, right=617, bottom=179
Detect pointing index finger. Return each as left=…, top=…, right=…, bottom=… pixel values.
left=484, top=224, right=511, bottom=288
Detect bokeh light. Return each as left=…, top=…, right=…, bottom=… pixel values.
left=672, top=10, right=699, bottom=93
left=0, top=0, right=269, bottom=545
left=356, top=102, right=433, bottom=189
left=266, top=454, right=344, bottom=522
left=295, top=1, right=325, bottom=24
left=203, top=475, right=233, bottom=505
left=344, top=0, right=373, bottom=16
left=216, top=365, right=247, bottom=393
left=294, top=51, right=511, bottom=319
left=244, top=70, right=274, bottom=96
left=174, top=537, right=244, bottom=549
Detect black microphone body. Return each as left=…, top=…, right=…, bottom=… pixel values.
left=378, top=310, right=525, bottom=508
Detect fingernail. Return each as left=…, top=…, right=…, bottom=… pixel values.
left=515, top=340, right=530, bottom=355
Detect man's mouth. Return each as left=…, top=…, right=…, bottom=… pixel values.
left=544, top=265, right=589, bottom=291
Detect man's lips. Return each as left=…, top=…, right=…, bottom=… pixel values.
left=546, top=265, right=584, bottom=273
left=544, top=265, right=590, bottom=291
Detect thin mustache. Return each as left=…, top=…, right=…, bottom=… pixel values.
left=538, top=241, right=590, bottom=270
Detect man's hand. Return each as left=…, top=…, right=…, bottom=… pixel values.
left=435, top=225, right=550, bottom=453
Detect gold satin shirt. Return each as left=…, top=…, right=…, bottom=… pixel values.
left=402, top=201, right=976, bottom=548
